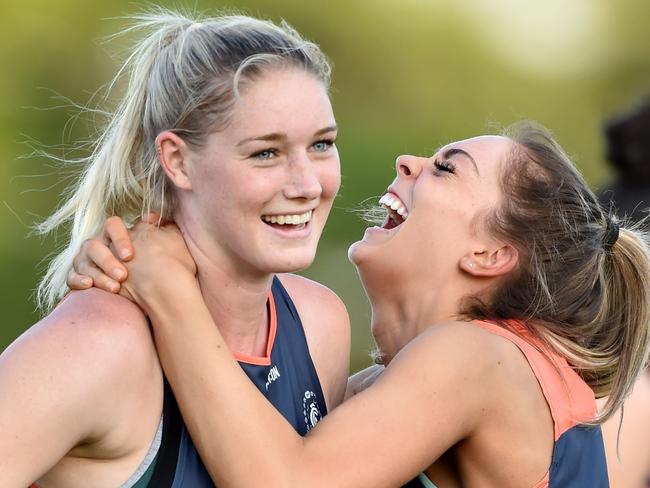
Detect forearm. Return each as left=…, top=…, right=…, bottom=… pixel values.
left=145, top=292, right=479, bottom=487
left=147, top=286, right=306, bottom=487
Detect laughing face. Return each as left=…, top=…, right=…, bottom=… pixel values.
left=177, top=67, right=340, bottom=277
left=349, top=136, right=512, bottom=293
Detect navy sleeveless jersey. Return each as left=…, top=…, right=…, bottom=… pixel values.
left=146, top=276, right=328, bottom=487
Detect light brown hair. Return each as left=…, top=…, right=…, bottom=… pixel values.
left=466, top=122, right=650, bottom=422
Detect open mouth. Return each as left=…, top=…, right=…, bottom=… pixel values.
left=261, top=210, right=313, bottom=230
left=379, top=193, right=408, bottom=230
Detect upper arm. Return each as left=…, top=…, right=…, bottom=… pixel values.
left=0, top=290, right=159, bottom=486
left=296, top=323, right=496, bottom=487
left=278, top=274, right=351, bottom=410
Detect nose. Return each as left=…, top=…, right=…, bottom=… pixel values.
left=395, top=154, right=428, bottom=178
left=285, top=156, right=322, bottom=200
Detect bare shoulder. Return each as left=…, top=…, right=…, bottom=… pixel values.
left=402, top=320, right=505, bottom=360
left=0, top=289, right=162, bottom=483
left=277, top=273, right=350, bottom=409
left=391, top=320, right=530, bottom=391
left=277, top=273, right=348, bottom=314
left=4, top=289, right=160, bottom=407
left=277, top=273, right=349, bottom=339
left=27, top=288, right=156, bottom=363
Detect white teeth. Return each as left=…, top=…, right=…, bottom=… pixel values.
left=379, top=192, right=409, bottom=221
left=262, top=211, right=312, bottom=225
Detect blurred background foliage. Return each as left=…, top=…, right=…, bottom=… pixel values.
left=1, top=0, right=649, bottom=372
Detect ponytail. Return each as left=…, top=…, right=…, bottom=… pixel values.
left=36, top=13, right=192, bottom=310
left=590, top=225, right=650, bottom=421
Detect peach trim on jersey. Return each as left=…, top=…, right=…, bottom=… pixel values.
left=232, top=290, right=277, bottom=366
left=472, top=320, right=597, bottom=441
left=472, top=320, right=598, bottom=488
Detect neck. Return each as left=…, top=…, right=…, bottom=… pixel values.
left=369, top=289, right=459, bottom=365
left=176, top=214, right=274, bottom=358
left=360, top=268, right=474, bottom=365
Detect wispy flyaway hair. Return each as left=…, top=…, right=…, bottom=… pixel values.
left=36, top=7, right=331, bottom=310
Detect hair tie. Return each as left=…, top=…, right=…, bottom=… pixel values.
left=603, top=219, right=620, bottom=250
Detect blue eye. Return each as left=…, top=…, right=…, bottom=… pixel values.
left=312, top=139, right=335, bottom=152
left=252, top=149, right=277, bottom=160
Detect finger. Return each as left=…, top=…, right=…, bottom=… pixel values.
left=79, top=239, right=128, bottom=282
left=104, top=216, right=134, bottom=261
left=70, top=259, right=121, bottom=293
left=66, top=269, right=93, bottom=290
left=78, top=264, right=121, bottom=293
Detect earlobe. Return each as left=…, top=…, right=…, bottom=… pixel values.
left=460, top=245, right=518, bottom=278
left=156, top=131, right=192, bottom=190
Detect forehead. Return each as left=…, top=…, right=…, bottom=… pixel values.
left=227, top=68, right=335, bottom=134
left=439, top=135, right=512, bottom=163
left=439, top=135, right=512, bottom=176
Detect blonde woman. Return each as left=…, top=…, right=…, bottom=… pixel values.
left=0, top=10, right=350, bottom=487
left=74, top=125, right=650, bottom=487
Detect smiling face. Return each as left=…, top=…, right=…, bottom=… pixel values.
left=175, top=67, right=340, bottom=277
left=349, top=135, right=513, bottom=293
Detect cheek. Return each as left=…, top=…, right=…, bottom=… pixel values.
left=223, top=170, right=283, bottom=208
left=318, top=160, right=342, bottom=199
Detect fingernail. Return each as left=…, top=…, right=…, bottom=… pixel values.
left=110, top=283, right=120, bottom=293
left=119, top=249, right=131, bottom=260
left=81, top=278, right=92, bottom=287
left=112, top=268, right=125, bottom=280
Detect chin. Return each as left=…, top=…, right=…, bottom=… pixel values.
left=347, top=239, right=376, bottom=268
left=269, top=251, right=317, bottom=273
left=347, top=240, right=363, bottom=266
left=347, top=240, right=403, bottom=299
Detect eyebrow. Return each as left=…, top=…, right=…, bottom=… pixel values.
left=442, top=147, right=479, bottom=175
left=236, top=125, right=338, bottom=147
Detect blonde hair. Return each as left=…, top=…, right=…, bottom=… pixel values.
left=36, top=7, right=331, bottom=310
left=464, top=122, right=650, bottom=423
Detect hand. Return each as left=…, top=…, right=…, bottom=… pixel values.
left=66, top=214, right=163, bottom=297
left=119, top=221, right=198, bottom=316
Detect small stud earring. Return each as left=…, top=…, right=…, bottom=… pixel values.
left=467, top=262, right=474, bottom=268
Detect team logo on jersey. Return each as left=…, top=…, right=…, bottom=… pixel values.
left=302, top=390, right=322, bottom=431
left=265, top=365, right=281, bottom=391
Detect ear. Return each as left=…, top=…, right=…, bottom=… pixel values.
left=459, top=244, right=518, bottom=278
left=156, top=131, right=193, bottom=190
